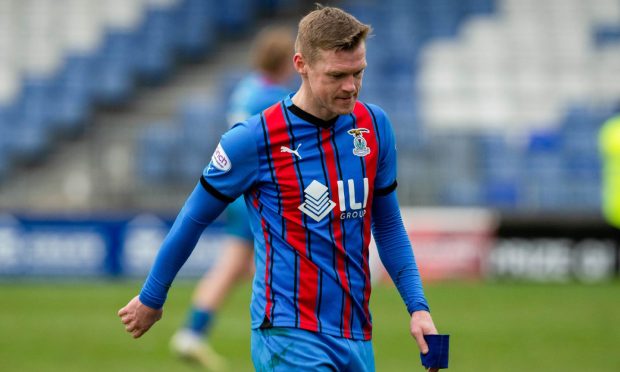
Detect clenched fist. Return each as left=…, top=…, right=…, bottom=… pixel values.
left=118, top=295, right=163, bottom=338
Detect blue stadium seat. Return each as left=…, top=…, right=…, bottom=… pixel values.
left=256, top=0, right=291, bottom=15
left=214, top=70, right=246, bottom=105
left=11, top=77, right=55, bottom=162
left=216, top=0, right=258, bottom=36
left=594, top=24, right=620, bottom=47
left=94, top=30, right=138, bottom=106
left=135, top=98, right=228, bottom=186
left=484, top=180, right=519, bottom=209
left=427, top=135, right=481, bottom=198
left=136, top=123, right=180, bottom=183
left=0, top=107, right=14, bottom=179
left=176, top=149, right=211, bottom=182
left=562, top=128, right=598, bottom=155
left=558, top=106, right=609, bottom=205
left=343, top=3, right=377, bottom=23
left=524, top=151, right=564, bottom=182
left=462, top=0, right=496, bottom=16
left=439, top=178, right=482, bottom=206
left=9, top=119, right=50, bottom=163
left=179, top=99, right=227, bottom=155
left=563, top=153, right=601, bottom=180
left=134, top=5, right=178, bottom=84
left=566, top=180, right=601, bottom=210
left=424, top=0, right=462, bottom=38
left=478, top=134, right=522, bottom=180
left=174, top=0, right=218, bottom=60
left=477, top=133, right=523, bottom=209
left=0, top=152, right=9, bottom=181
left=561, top=104, right=604, bottom=131
left=528, top=129, right=562, bottom=153
left=523, top=178, right=570, bottom=211
left=51, top=54, right=96, bottom=135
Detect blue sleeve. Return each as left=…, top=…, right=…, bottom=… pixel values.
left=371, top=191, right=429, bottom=314
left=367, top=104, right=397, bottom=194
left=138, top=182, right=228, bottom=309
left=202, top=122, right=259, bottom=201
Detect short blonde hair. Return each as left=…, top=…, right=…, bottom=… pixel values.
left=251, top=26, right=295, bottom=75
left=295, top=5, right=372, bottom=64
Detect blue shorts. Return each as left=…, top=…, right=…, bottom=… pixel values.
left=251, top=327, right=375, bottom=372
left=226, top=197, right=253, bottom=243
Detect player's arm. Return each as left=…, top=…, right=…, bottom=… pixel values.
left=119, top=122, right=259, bottom=338
left=371, top=191, right=437, bottom=354
left=367, top=102, right=438, bottom=357
left=118, top=183, right=228, bottom=338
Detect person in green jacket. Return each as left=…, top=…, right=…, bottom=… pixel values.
left=599, top=109, right=620, bottom=229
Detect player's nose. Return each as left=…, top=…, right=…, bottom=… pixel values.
left=341, top=76, right=356, bottom=94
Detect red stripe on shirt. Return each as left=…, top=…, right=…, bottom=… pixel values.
left=353, top=102, right=379, bottom=340
left=263, top=103, right=319, bottom=331
left=320, top=127, right=353, bottom=339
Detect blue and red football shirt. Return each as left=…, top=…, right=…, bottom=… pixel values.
left=202, top=94, right=406, bottom=340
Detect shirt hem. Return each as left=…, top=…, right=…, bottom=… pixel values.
left=251, top=319, right=372, bottom=341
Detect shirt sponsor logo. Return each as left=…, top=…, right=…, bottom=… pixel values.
left=337, top=178, right=369, bottom=220
left=298, top=178, right=369, bottom=221
left=298, top=180, right=336, bottom=222
left=211, top=143, right=231, bottom=172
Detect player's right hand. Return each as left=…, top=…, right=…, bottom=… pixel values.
left=118, top=295, right=163, bottom=339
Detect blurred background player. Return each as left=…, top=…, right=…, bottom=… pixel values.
left=599, top=106, right=620, bottom=230
left=169, top=25, right=295, bottom=370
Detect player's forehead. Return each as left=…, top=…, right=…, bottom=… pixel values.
left=315, top=43, right=367, bottom=73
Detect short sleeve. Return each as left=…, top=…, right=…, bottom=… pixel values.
left=368, top=104, right=398, bottom=195
left=201, top=122, right=259, bottom=201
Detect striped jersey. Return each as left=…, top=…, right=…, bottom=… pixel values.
left=202, top=95, right=397, bottom=340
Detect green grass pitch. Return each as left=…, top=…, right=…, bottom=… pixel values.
left=1, top=280, right=618, bottom=371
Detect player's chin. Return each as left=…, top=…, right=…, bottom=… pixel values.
left=334, top=97, right=357, bottom=114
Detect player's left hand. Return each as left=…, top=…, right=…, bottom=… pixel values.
left=409, top=310, right=439, bottom=371
left=118, top=295, right=162, bottom=339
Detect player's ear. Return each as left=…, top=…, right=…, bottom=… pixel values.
left=293, top=53, right=307, bottom=75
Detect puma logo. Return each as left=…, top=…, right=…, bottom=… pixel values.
left=280, top=143, right=302, bottom=159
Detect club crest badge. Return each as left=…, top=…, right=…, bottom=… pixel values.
left=348, top=128, right=371, bottom=157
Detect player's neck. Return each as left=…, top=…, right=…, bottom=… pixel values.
left=291, top=87, right=338, bottom=122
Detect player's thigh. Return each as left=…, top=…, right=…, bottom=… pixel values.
left=346, top=337, right=375, bottom=372
left=251, top=328, right=342, bottom=371
left=216, top=237, right=253, bottom=273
